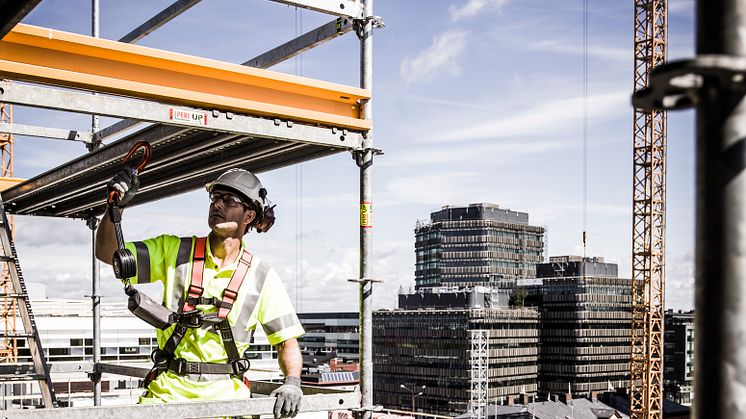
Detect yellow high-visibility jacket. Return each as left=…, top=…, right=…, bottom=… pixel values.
left=124, top=234, right=304, bottom=403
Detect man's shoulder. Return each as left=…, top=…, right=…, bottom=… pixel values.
left=140, top=234, right=196, bottom=256
left=243, top=252, right=281, bottom=283
left=244, top=252, right=271, bottom=273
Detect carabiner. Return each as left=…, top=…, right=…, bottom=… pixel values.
left=107, top=141, right=152, bottom=205
left=124, top=141, right=152, bottom=174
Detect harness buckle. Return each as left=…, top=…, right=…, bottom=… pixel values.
left=171, top=358, right=202, bottom=375
left=187, top=284, right=204, bottom=298
left=222, top=288, right=238, bottom=303
left=172, top=358, right=186, bottom=375
left=150, top=348, right=169, bottom=365
left=179, top=309, right=204, bottom=328
left=231, top=358, right=250, bottom=375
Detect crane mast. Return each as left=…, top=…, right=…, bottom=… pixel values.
left=630, top=0, right=667, bottom=418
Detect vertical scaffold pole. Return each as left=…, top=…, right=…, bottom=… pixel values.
left=87, top=217, right=101, bottom=406
left=90, top=0, right=102, bottom=406
left=359, top=0, right=374, bottom=417
left=695, top=1, right=746, bottom=417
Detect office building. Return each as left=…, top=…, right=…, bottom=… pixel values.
left=373, top=304, right=539, bottom=416
left=664, top=310, right=694, bottom=406
left=297, top=312, right=359, bottom=362
left=414, top=203, right=545, bottom=289
left=522, top=256, right=632, bottom=396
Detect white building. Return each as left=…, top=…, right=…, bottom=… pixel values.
left=4, top=284, right=281, bottom=408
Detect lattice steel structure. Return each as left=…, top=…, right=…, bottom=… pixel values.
left=630, top=0, right=667, bottom=418
left=0, top=101, right=16, bottom=364
left=469, top=329, right=488, bottom=419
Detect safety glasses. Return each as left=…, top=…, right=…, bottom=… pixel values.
left=209, top=192, right=246, bottom=208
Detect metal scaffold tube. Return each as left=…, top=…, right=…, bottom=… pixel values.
left=358, top=0, right=374, bottom=417
left=88, top=217, right=101, bottom=407
left=695, top=1, right=746, bottom=417
left=90, top=0, right=102, bottom=406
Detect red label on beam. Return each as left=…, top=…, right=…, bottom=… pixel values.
left=169, top=108, right=208, bottom=126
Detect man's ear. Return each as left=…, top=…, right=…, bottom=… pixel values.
left=243, top=209, right=257, bottom=228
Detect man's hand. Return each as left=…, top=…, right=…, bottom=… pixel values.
left=107, top=167, right=139, bottom=206
left=269, top=376, right=302, bottom=418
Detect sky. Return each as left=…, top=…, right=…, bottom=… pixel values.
left=7, top=0, right=696, bottom=312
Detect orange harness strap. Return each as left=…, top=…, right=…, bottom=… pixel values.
left=182, top=237, right=207, bottom=312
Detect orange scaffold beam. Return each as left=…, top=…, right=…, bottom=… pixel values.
left=0, top=24, right=371, bottom=131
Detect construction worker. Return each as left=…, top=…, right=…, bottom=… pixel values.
left=95, top=168, right=304, bottom=419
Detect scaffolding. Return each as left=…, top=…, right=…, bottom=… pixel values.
left=0, top=101, right=16, bottom=365
left=0, top=0, right=380, bottom=416
left=469, top=329, right=488, bottom=419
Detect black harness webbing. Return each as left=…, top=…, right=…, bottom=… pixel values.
left=144, top=237, right=253, bottom=387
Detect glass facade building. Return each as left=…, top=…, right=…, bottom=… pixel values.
left=521, top=256, right=632, bottom=396
left=297, top=312, right=359, bottom=363
left=664, top=310, right=694, bottom=406
left=415, top=203, right=545, bottom=289
left=373, top=308, right=539, bottom=415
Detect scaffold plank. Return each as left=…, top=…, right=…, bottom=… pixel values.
left=1, top=120, right=345, bottom=218
left=8, top=391, right=360, bottom=418
left=0, top=82, right=362, bottom=150
left=0, top=24, right=371, bottom=131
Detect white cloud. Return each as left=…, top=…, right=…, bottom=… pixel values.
left=666, top=249, right=695, bottom=310
left=416, top=90, right=628, bottom=143
left=14, top=217, right=90, bottom=247
left=669, top=0, right=694, bottom=16
left=400, top=30, right=468, bottom=84
left=449, top=0, right=510, bottom=22
left=378, top=140, right=567, bottom=167
left=528, top=39, right=629, bottom=63
left=380, top=171, right=482, bottom=207
left=272, top=238, right=412, bottom=312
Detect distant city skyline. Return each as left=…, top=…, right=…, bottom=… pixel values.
left=8, top=0, right=696, bottom=312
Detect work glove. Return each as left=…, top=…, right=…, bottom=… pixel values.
left=107, top=167, right=139, bottom=207
left=270, top=376, right=302, bottom=418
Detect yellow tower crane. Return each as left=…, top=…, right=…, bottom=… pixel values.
left=630, top=0, right=667, bottom=418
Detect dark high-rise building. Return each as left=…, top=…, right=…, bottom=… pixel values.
left=664, top=310, right=694, bottom=406
left=522, top=256, right=632, bottom=396
left=373, top=306, right=539, bottom=416
left=414, top=203, right=545, bottom=289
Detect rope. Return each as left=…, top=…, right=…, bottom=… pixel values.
left=582, top=0, right=589, bottom=260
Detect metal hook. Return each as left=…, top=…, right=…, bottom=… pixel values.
left=124, top=141, right=152, bottom=174
left=107, top=141, right=152, bottom=204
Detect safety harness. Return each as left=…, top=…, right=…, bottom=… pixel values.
left=144, top=237, right=254, bottom=387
